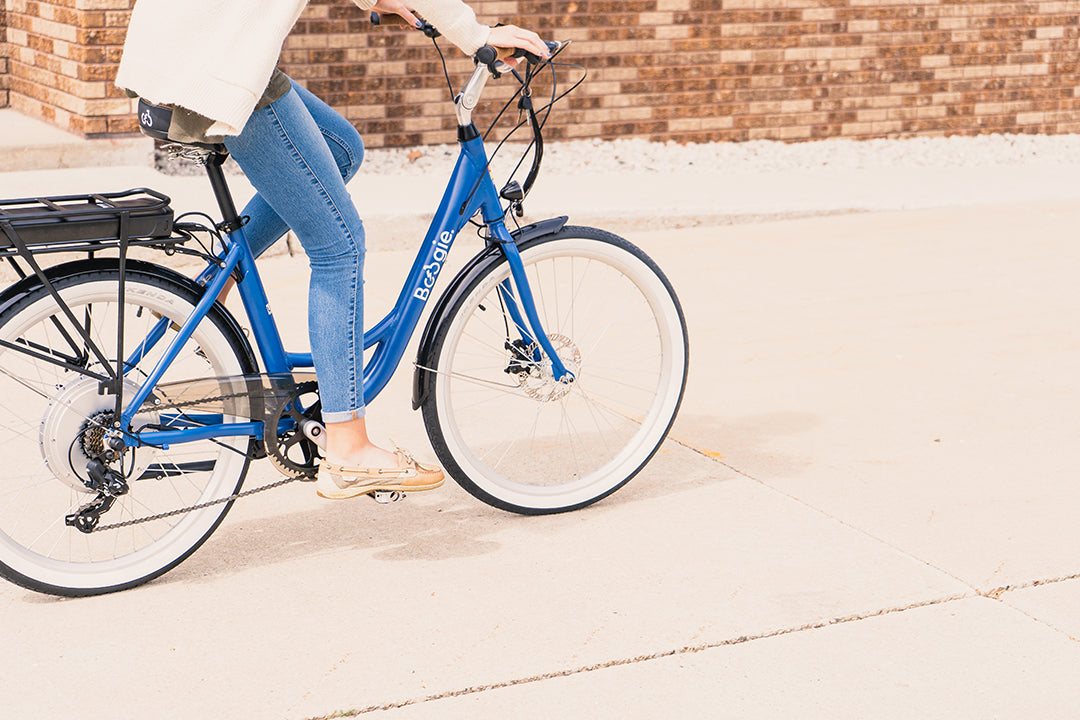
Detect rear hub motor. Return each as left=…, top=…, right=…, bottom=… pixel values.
left=39, top=376, right=159, bottom=492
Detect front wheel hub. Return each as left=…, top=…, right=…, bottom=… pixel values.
left=510, top=333, right=581, bottom=402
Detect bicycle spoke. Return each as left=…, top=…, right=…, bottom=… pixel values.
left=425, top=231, right=686, bottom=513
left=0, top=269, right=252, bottom=594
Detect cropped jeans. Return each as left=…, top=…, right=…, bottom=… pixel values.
left=224, top=78, right=368, bottom=422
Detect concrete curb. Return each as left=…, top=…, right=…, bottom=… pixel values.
left=0, top=109, right=153, bottom=171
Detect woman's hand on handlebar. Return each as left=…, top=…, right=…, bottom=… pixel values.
left=487, top=24, right=550, bottom=64
left=370, top=0, right=422, bottom=30
left=369, top=3, right=548, bottom=61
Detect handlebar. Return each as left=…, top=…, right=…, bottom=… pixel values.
left=511, top=40, right=564, bottom=65
left=368, top=11, right=565, bottom=71
left=369, top=12, right=571, bottom=208
left=474, top=40, right=568, bottom=76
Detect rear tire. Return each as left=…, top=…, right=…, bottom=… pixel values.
left=421, top=227, right=688, bottom=514
left=0, top=265, right=253, bottom=596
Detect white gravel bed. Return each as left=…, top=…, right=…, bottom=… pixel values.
left=159, top=133, right=1080, bottom=179
left=361, top=134, right=1080, bottom=177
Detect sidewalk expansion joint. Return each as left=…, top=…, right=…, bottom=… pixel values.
left=981, top=570, right=1080, bottom=598
left=666, top=436, right=1080, bottom=647
left=311, top=592, right=972, bottom=719
left=665, top=434, right=979, bottom=595
left=979, top=571, right=1080, bottom=643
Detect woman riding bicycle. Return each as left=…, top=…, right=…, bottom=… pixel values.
left=116, top=0, right=550, bottom=499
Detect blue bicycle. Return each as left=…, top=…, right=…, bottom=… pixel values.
left=0, top=40, right=688, bottom=596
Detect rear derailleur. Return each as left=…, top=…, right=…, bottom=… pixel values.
left=65, top=457, right=130, bottom=534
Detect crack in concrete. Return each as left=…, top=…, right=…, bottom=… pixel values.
left=670, top=436, right=1080, bottom=645
left=312, top=591, right=972, bottom=718
left=666, top=433, right=982, bottom=595
left=978, top=572, right=1080, bottom=643
left=315, top=571, right=1080, bottom=719
left=307, top=443, right=1080, bottom=719
left=980, top=571, right=1080, bottom=598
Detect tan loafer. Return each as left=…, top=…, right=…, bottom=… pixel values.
left=315, top=450, right=444, bottom=499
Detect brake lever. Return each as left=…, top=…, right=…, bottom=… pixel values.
left=477, top=39, right=567, bottom=79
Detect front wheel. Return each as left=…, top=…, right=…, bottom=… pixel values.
left=421, top=226, right=689, bottom=514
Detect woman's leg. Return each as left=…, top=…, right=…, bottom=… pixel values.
left=236, top=78, right=366, bottom=259
left=223, top=88, right=395, bottom=469
left=224, top=87, right=442, bottom=496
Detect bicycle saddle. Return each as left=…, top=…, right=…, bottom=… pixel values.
left=136, top=98, right=228, bottom=154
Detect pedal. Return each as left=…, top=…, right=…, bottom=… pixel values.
left=300, top=418, right=327, bottom=450
left=371, top=490, right=404, bottom=504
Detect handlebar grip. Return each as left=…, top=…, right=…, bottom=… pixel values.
left=511, top=40, right=564, bottom=65
left=369, top=11, right=440, bottom=38
left=475, top=45, right=499, bottom=67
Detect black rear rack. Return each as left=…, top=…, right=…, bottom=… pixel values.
left=0, top=187, right=187, bottom=417
left=0, top=188, right=177, bottom=257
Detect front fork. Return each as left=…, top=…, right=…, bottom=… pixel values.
left=491, top=229, right=573, bottom=382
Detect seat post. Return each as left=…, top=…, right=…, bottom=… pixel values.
left=204, top=150, right=244, bottom=232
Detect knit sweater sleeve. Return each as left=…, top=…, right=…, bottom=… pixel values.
left=351, top=0, right=491, bottom=55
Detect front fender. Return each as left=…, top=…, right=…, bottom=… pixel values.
left=411, top=216, right=568, bottom=410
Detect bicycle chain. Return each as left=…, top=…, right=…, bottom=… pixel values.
left=146, top=388, right=254, bottom=414
left=87, top=383, right=313, bottom=532
left=93, top=474, right=304, bottom=532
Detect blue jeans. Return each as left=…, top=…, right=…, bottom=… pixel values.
left=224, top=79, right=368, bottom=422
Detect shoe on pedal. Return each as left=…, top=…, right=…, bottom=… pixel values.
left=315, top=450, right=444, bottom=499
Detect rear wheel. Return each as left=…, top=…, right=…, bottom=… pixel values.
left=0, top=266, right=253, bottom=596
left=422, top=227, right=688, bottom=514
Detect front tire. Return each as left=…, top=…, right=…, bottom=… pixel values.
left=422, top=227, right=689, bottom=514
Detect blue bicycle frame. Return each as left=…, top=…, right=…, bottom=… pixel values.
left=119, top=64, right=570, bottom=450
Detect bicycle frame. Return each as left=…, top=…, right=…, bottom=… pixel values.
left=122, top=63, right=570, bottom=450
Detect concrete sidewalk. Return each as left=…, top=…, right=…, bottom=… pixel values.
left=1, top=123, right=1079, bottom=719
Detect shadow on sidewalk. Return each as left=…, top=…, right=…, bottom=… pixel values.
left=156, top=437, right=735, bottom=588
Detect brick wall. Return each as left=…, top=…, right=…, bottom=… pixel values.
left=4, top=0, right=132, bottom=135
left=3, top=0, right=1080, bottom=145
left=1, top=0, right=8, bottom=108
left=285, top=0, right=1080, bottom=147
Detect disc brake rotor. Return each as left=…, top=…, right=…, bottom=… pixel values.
left=508, top=333, right=582, bottom=401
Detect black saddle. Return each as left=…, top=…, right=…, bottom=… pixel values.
left=137, top=98, right=227, bottom=154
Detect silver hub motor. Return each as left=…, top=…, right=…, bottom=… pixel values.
left=39, top=376, right=159, bottom=492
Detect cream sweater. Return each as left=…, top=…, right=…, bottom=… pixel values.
left=116, top=0, right=491, bottom=135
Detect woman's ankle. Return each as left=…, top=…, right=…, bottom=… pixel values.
left=324, top=444, right=399, bottom=470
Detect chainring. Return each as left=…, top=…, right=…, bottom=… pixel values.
left=264, top=381, right=323, bottom=480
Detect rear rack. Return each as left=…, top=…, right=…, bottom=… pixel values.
left=0, top=188, right=177, bottom=257
left=0, top=187, right=188, bottom=414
